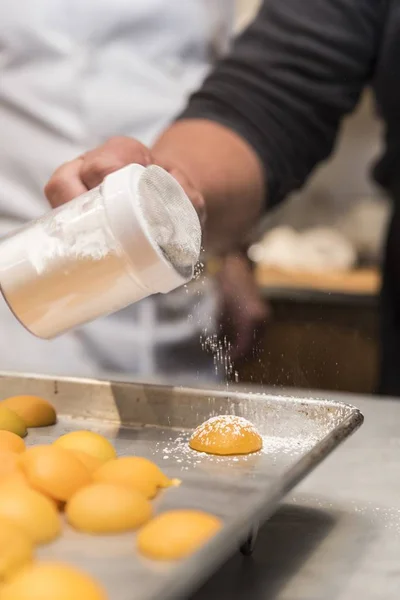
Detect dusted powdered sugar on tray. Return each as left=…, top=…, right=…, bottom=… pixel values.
left=154, top=428, right=321, bottom=473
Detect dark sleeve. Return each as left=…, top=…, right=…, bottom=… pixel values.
left=178, top=0, right=387, bottom=207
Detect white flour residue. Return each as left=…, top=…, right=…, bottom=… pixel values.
left=30, top=188, right=116, bottom=274
left=157, top=434, right=201, bottom=471
left=154, top=428, right=315, bottom=472
left=260, top=434, right=317, bottom=455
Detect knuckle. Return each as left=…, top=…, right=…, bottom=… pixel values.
left=44, top=176, right=61, bottom=200
left=108, top=136, right=152, bottom=165
left=107, top=135, right=132, bottom=148
left=81, top=137, right=154, bottom=189
left=82, top=156, right=120, bottom=184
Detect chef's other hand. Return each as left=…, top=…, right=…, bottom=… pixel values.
left=217, top=252, right=270, bottom=362
left=44, top=136, right=206, bottom=224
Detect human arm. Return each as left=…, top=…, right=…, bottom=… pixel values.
left=153, top=0, right=385, bottom=251
left=45, top=0, right=386, bottom=254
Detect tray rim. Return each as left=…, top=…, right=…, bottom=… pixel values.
left=0, top=369, right=364, bottom=417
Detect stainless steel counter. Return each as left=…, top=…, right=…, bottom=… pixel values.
left=191, top=392, right=400, bottom=600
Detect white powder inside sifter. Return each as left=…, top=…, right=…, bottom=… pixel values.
left=189, top=415, right=263, bottom=456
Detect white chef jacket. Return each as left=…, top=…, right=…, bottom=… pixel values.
left=0, top=0, right=234, bottom=381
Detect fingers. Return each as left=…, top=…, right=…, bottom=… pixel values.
left=45, top=137, right=206, bottom=247
left=45, top=137, right=153, bottom=208
left=45, top=158, right=87, bottom=208
left=80, top=137, right=152, bottom=189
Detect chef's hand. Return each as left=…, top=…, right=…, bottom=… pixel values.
left=217, top=252, right=270, bottom=362
left=44, top=136, right=206, bottom=224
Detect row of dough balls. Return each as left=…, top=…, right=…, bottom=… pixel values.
left=0, top=395, right=262, bottom=600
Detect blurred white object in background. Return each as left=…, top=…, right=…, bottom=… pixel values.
left=337, top=197, right=391, bottom=264
left=249, top=226, right=357, bottom=273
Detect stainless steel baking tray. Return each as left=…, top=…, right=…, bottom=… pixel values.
left=0, top=372, right=363, bottom=600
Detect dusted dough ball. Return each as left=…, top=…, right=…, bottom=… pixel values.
left=189, top=415, right=262, bottom=456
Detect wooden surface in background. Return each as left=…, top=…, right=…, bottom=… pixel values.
left=255, top=265, right=380, bottom=295
left=236, top=267, right=380, bottom=394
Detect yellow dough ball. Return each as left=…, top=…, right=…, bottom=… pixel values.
left=0, top=431, right=26, bottom=454
left=137, top=510, right=222, bottom=560
left=20, top=445, right=91, bottom=502
left=0, top=561, right=108, bottom=600
left=0, top=520, right=34, bottom=581
left=0, top=451, right=21, bottom=481
left=1, top=396, right=56, bottom=428
left=68, top=450, right=103, bottom=474
left=189, top=415, right=263, bottom=456
left=54, top=431, right=116, bottom=464
left=93, top=456, right=172, bottom=499
left=0, top=484, right=61, bottom=544
left=0, top=471, right=29, bottom=491
left=66, top=483, right=152, bottom=533
left=0, top=407, right=27, bottom=438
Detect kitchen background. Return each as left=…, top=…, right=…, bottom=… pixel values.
left=233, top=0, right=388, bottom=394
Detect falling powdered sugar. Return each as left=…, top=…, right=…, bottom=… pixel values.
left=200, top=334, right=239, bottom=383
